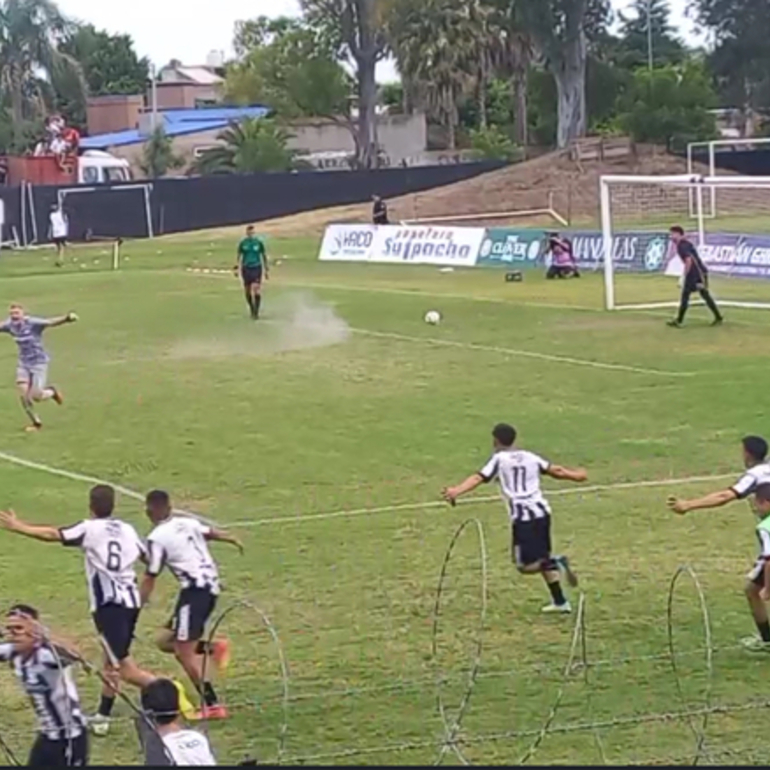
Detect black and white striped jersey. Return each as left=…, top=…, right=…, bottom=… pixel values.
left=59, top=518, right=145, bottom=611
left=731, top=463, right=770, bottom=500
left=480, top=449, right=552, bottom=522
left=147, top=517, right=220, bottom=595
left=0, top=642, right=85, bottom=740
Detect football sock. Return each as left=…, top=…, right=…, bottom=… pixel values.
left=253, top=295, right=262, bottom=318
left=547, top=580, right=567, bottom=607
left=756, top=620, right=770, bottom=643
left=202, top=681, right=219, bottom=707
left=20, top=396, right=39, bottom=425
left=98, top=694, right=116, bottom=717
left=244, top=289, right=254, bottom=313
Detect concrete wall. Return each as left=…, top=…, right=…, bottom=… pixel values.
left=153, top=83, right=222, bottom=110
left=86, top=95, right=144, bottom=135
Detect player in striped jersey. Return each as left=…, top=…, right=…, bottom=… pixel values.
left=140, top=490, right=243, bottom=720
left=667, top=436, right=770, bottom=515
left=741, top=484, right=770, bottom=652
left=0, top=604, right=89, bottom=766
left=0, top=485, right=168, bottom=735
left=443, top=423, right=587, bottom=613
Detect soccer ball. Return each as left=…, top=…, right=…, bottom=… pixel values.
left=424, top=310, right=441, bottom=325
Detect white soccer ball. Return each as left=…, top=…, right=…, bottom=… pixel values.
left=424, top=310, right=441, bottom=325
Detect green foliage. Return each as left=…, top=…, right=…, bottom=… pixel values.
left=469, top=124, right=520, bottom=161
left=191, top=118, right=295, bottom=175
left=617, top=61, right=718, bottom=150
left=225, top=17, right=352, bottom=121
left=380, top=81, right=403, bottom=113
left=616, top=0, right=686, bottom=70
left=140, top=126, right=185, bottom=179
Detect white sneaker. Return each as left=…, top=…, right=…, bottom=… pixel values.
left=87, top=714, right=111, bottom=737
left=740, top=635, right=770, bottom=653
left=542, top=602, right=572, bottom=614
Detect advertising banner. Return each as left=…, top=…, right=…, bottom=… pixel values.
left=370, top=225, right=484, bottom=267
left=476, top=229, right=545, bottom=267
left=691, top=233, right=770, bottom=279
left=318, top=224, right=377, bottom=262
left=564, top=231, right=671, bottom=273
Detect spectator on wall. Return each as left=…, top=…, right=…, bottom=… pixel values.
left=372, top=195, right=389, bottom=225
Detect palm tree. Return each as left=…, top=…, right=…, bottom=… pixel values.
left=0, top=0, right=85, bottom=131
left=191, top=118, right=295, bottom=176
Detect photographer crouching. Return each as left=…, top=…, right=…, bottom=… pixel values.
left=545, top=234, right=580, bottom=279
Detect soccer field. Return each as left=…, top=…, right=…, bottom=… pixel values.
left=0, top=232, right=769, bottom=766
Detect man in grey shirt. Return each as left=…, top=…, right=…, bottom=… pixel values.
left=0, top=303, right=78, bottom=431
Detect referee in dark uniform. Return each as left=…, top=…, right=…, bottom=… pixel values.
left=667, top=225, right=723, bottom=328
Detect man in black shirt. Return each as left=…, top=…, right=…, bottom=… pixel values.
left=667, top=226, right=723, bottom=328
left=372, top=195, right=389, bottom=225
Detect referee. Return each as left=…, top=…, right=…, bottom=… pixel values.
left=667, top=226, right=723, bottom=328
left=235, top=225, right=269, bottom=320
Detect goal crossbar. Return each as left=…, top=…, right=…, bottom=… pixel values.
left=601, top=174, right=770, bottom=311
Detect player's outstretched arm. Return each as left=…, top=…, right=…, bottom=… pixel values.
left=45, top=313, right=78, bottom=328
left=545, top=465, right=588, bottom=483
left=442, top=473, right=485, bottom=506
left=205, top=528, right=244, bottom=555
left=0, top=510, right=62, bottom=541
left=139, top=574, right=156, bottom=606
left=667, top=488, right=737, bottom=515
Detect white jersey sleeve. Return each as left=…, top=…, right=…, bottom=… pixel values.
left=59, top=520, right=88, bottom=547
left=162, top=729, right=216, bottom=766
left=731, top=465, right=770, bottom=499
left=479, top=454, right=500, bottom=482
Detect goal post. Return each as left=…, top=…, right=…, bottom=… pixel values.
left=601, top=174, right=770, bottom=311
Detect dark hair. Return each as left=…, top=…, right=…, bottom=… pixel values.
left=89, top=485, right=115, bottom=518
left=755, top=484, right=770, bottom=504
left=141, top=678, right=179, bottom=726
left=492, top=423, right=517, bottom=447
left=743, top=436, right=769, bottom=463
left=146, top=489, right=170, bottom=508
left=7, top=604, right=39, bottom=620
left=670, top=225, right=685, bottom=236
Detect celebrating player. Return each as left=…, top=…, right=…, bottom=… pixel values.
left=0, top=604, right=89, bottom=766
left=141, top=490, right=243, bottom=719
left=667, top=226, right=723, bottom=328
left=0, top=303, right=77, bottom=431
left=0, top=485, right=175, bottom=737
left=235, top=225, right=269, bottom=320
left=442, top=423, right=587, bottom=613
left=740, top=484, right=770, bottom=651
left=667, top=435, right=770, bottom=515
left=138, top=678, right=217, bottom=765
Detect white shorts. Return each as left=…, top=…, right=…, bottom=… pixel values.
left=16, top=363, right=48, bottom=391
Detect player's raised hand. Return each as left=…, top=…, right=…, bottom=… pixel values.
left=667, top=495, right=689, bottom=515
left=66, top=312, right=79, bottom=322
left=0, top=509, right=19, bottom=530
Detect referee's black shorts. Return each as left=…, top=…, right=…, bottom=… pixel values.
left=511, top=517, right=552, bottom=567
left=241, top=266, right=263, bottom=287
left=28, top=731, right=88, bottom=767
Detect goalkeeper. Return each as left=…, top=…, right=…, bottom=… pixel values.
left=667, top=226, right=723, bottom=328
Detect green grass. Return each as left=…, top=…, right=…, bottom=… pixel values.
left=0, top=233, right=770, bottom=765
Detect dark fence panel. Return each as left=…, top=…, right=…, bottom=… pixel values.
left=0, top=186, right=21, bottom=244
left=6, top=161, right=505, bottom=245
left=691, top=148, right=770, bottom=176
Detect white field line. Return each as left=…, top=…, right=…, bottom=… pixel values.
left=350, top=328, right=694, bottom=378
left=0, top=449, right=733, bottom=528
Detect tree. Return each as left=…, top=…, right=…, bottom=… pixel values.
left=616, top=60, right=718, bottom=150
left=140, top=126, right=184, bottom=178
left=191, top=118, right=295, bottom=175
left=225, top=17, right=352, bottom=123
left=692, top=0, right=770, bottom=132
left=60, top=25, right=148, bottom=96
left=469, top=124, right=520, bottom=160
left=301, top=0, right=390, bottom=168
left=517, top=0, right=611, bottom=148
left=617, top=0, right=685, bottom=70
left=0, top=0, right=85, bottom=129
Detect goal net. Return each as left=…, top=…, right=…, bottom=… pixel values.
left=601, top=174, right=770, bottom=311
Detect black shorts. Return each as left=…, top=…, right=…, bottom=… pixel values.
left=167, top=588, right=218, bottom=642
left=92, top=604, right=139, bottom=662
left=511, top=517, right=552, bottom=567
left=52, top=237, right=67, bottom=248
left=748, top=558, right=768, bottom=587
left=28, top=731, right=88, bottom=767
left=241, top=266, right=263, bottom=286
left=683, top=271, right=709, bottom=293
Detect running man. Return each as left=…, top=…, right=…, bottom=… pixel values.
left=141, top=490, right=243, bottom=719
left=740, top=484, right=770, bottom=652
left=235, top=225, right=269, bottom=320
left=442, top=423, right=587, bottom=613
left=0, top=485, right=193, bottom=737
left=49, top=203, right=69, bottom=267
left=0, top=604, right=89, bottom=766
left=0, top=303, right=77, bottom=431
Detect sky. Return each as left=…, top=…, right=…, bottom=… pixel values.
left=56, top=0, right=700, bottom=81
